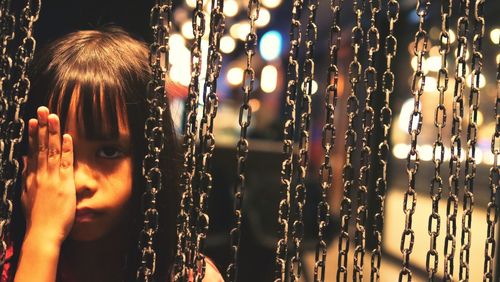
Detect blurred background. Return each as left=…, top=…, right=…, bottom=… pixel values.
left=22, top=0, right=500, bottom=280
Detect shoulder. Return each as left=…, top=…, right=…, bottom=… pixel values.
left=179, top=256, right=223, bottom=282
left=202, top=257, right=223, bottom=282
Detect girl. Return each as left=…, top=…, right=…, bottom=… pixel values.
left=3, top=26, right=222, bottom=281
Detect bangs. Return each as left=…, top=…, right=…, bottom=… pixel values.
left=48, top=79, right=128, bottom=141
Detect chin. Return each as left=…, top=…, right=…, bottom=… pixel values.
left=69, top=222, right=109, bottom=241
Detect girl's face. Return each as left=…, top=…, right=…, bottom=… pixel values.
left=63, top=100, right=133, bottom=241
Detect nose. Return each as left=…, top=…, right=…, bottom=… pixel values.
left=74, top=162, right=98, bottom=200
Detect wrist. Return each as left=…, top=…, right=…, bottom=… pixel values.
left=24, top=227, right=65, bottom=249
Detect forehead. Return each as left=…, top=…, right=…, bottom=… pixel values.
left=50, top=84, right=130, bottom=141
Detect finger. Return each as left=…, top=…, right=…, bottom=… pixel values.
left=37, top=107, right=49, bottom=171
left=27, top=119, right=38, bottom=175
left=47, top=114, right=61, bottom=174
left=60, top=134, right=74, bottom=178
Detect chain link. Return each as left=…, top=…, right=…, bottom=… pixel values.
left=0, top=0, right=40, bottom=266
left=226, top=1, right=259, bottom=281
left=289, top=0, right=318, bottom=281
left=193, top=1, right=225, bottom=280
left=137, top=1, right=172, bottom=281
left=398, top=0, right=429, bottom=281
left=370, top=1, right=398, bottom=281
left=459, top=0, right=484, bottom=280
left=274, top=1, right=304, bottom=281
left=424, top=0, right=451, bottom=280
left=483, top=34, right=499, bottom=282
left=174, top=0, right=205, bottom=280
left=444, top=1, right=469, bottom=280
left=353, top=0, right=379, bottom=280
left=0, top=0, right=15, bottom=265
left=337, top=0, right=363, bottom=280
left=0, top=0, right=15, bottom=146
left=313, top=1, right=342, bottom=281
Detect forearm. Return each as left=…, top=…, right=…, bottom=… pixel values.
left=14, top=231, right=61, bottom=282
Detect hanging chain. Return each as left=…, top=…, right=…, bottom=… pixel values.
left=226, top=1, right=259, bottom=281
left=353, top=0, right=378, bottom=280
left=193, top=1, right=224, bottom=280
left=337, top=0, right=363, bottom=280
left=483, top=36, right=499, bottom=282
left=425, top=0, right=451, bottom=280
left=313, top=0, right=342, bottom=281
left=0, top=0, right=15, bottom=265
left=398, top=0, right=429, bottom=281
left=459, top=0, right=484, bottom=280
left=370, top=1, right=398, bottom=281
left=0, top=0, right=40, bottom=266
left=289, top=1, right=318, bottom=281
left=275, top=1, right=303, bottom=281
left=0, top=0, right=15, bottom=151
left=138, top=1, right=172, bottom=281
left=174, top=0, right=205, bottom=280
left=444, top=0, right=469, bottom=280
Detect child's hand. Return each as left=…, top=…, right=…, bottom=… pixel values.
left=21, top=106, right=75, bottom=245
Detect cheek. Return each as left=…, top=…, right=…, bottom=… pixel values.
left=106, top=159, right=133, bottom=209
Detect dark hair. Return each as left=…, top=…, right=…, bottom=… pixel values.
left=11, top=26, right=180, bottom=281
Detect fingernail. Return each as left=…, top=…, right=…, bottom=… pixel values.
left=48, top=115, right=58, bottom=133
left=38, top=108, right=48, bottom=125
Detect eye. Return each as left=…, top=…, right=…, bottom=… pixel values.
left=97, top=146, right=125, bottom=159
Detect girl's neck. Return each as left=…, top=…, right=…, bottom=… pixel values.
left=60, top=225, right=131, bottom=281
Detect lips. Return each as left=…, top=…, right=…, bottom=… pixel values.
left=75, top=208, right=100, bottom=223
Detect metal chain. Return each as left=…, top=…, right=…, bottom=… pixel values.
left=226, top=1, right=259, bottom=281
left=0, top=0, right=15, bottom=154
left=0, top=0, right=15, bottom=265
left=370, top=1, right=398, bottom=281
left=313, top=0, right=342, bottom=281
left=289, top=0, right=318, bottom=281
left=459, top=0, right=484, bottom=280
left=274, top=1, right=304, bottom=281
left=444, top=0, right=469, bottom=280
left=353, top=0, right=379, bottom=280
left=425, top=0, right=451, bottom=280
left=398, top=0, right=429, bottom=281
left=174, top=0, right=205, bottom=280
left=337, top=0, right=363, bottom=280
left=0, top=0, right=40, bottom=266
left=193, top=1, right=224, bottom=280
left=137, top=1, right=172, bottom=281
left=483, top=35, right=499, bottom=282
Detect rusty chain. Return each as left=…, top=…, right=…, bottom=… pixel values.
left=138, top=1, right=172, bottom=281
left=424, top=0, right=451, bottom=280
left=370, top=0, right=398, bottom=281
left=483, top=34, right=499, bottom=282
left=0, top=0, right=15, bottom=152
left=193, top=0, right=225, bottom=281
left=398, top=0, right=429, bottom=281
left=0, top=0, right=40, bottom=266
left=0, top=0, right=15, bottom=265
left=337, top=0, right=363, bottom=280
left=289, top=0, right=318, bottom=281
left=444, top=0, right=469, bottom=280
left=274, top=1, right=304, bottom=281
left=173, top=0, right=205, bottom=280
left=353, top=0, right=379, bottom=280
left=313, top=0, right=342, bottom=281
left=226, top=1, right=259, bottom=281
left=459, top=0, right=484, bottom=280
